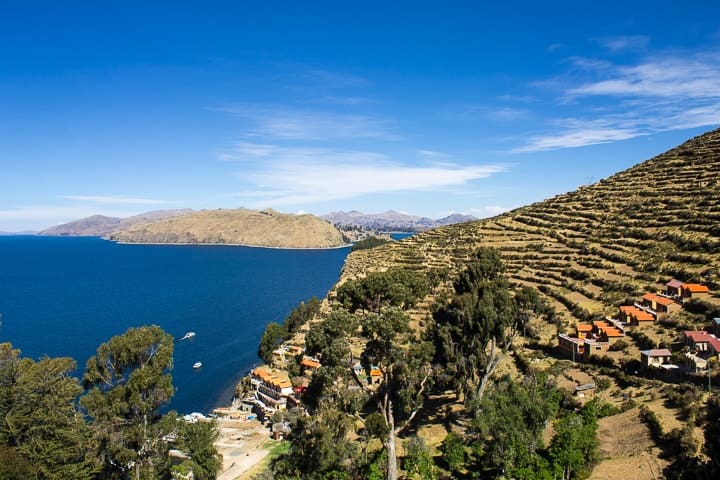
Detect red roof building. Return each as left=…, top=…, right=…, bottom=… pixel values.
left=685, top=331, right=720, bottom=354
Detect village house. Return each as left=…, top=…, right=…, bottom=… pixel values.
left=640, top=349, right=673, bottom=369
left=666, top=279, right=685, bottom=298
left=592, top=320, right=624, bottom=343
left=619, top=305, right=655, bottom=326
left=641, top=293, right=682, bottom=317
left=271, top=344, right=306, bottom=368
left=576, top=323, right=593, bottom=339
left=300, top=356, right=321, bottom=373
left=682, top=283, right=711, bottom=300
left=558, top=334, right=585, bottom=360
left=251, top=366, right=293, bottom=411
left=558, top=321, right=620, bottom=361
left=684, top=330, right=720, bottom=356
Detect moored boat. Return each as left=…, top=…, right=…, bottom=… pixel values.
left=180, top=331, right=196, bottom=340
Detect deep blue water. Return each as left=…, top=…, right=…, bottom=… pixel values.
left=390, top=232, right=415, bottom=241
left=0, top=236, right=349, bottom=414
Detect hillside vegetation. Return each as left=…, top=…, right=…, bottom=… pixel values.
left=291, top=128, right=720, bottom=479
left=109, top=208, right=348, bottom=249
left=342, top=128, right=720, bottom=329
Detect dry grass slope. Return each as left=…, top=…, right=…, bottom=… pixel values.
left=341, top=128, right=720, bottom=330
left=110, top=208, right=347, bottom=249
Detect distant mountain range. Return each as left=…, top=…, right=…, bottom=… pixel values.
left=321, top=210, right=477, bottom=232
left=38, top=209, right=193, bottom=237
left=0, top=230, right=37, bottom=236
left=37, top=208, right=347, bottom=248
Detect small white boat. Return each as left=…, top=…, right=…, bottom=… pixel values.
left=193, top=362, right=203, bottom=369
left=180, top=332, right=196, bottom=340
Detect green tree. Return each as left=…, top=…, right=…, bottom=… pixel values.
left=360, top=308, right=435, bottom=480
left=272, top=406, right=357, bottom=479
left=350, top=236, right=391, bottom=252
left=432, top=275, right=516, bottom=404
left=336, top=269, right=429, bottom=313
left=403, top=436, right=437, bottom=480
left=283, top=297, right=322, bottom=334
left=453, top=247, right=505, bottom=295
left=81, top=325, right=176, bottom=480
left=305, top=309, right=357, bottom=368
left=176, top=420, right=222, bottom=480
left=549, top=401, right=600, bottom=480
left=0, top=343, right=95, bottom=480
left=469, top=375, right=560, bottom=479
left=258, top=322, right=288, bottom=364
left=440, top=432, right=466, bottom=475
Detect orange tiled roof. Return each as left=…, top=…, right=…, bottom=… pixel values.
left=634, top=312, right=655, bottom=321
left=684, top=284, right=710, bottom=293
left=603, top=328, right=624, bottom=337
left=252, top=367, right=292, bottom=389
left=301, top=358, right=321, bottom=369
left=576, top=324, right=593, bottom=331
left=643, top=293, right=676, bottom=306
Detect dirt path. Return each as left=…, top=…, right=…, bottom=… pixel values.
left=588, top=408, right=668, bottom=480
left=214, top=418, right=271, bottom=480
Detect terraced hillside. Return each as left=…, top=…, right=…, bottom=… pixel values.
left=341, top=128, right=720, bottom=333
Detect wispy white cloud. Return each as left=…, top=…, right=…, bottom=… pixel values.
left=512, top=125, right=642, bottom=152
left=214, top=105, right=398, bottom=140
left=0, top=205, right=141, bottom=221
left=594, top=35, right=650, bottom=51
left=514, top=50, right=720, bottom=152
left=465, top=205, right=510, bottom=218
left=58, top=195, right=175, bottom=205
left=568, top=54, right=720, bottom=98
left=416, top=149, right=450, bottom=159
left=219, top=143, right=507, bottom=207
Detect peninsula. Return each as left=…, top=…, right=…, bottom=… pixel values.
left=108, top=208, right=348, bottom=249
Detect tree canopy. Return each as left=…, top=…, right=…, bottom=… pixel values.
left=336, top=269, right=429, bottom=313
left=0, top=325, right=221, bottom=480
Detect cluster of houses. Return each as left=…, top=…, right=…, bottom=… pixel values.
left=237, top=344, right=323, bottom=421
left=558, top=279, right=718, bottom=375
left=240, top=342, right=384, bottom=426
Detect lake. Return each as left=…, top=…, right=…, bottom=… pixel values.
left=0, top=236, right=349, bottom=413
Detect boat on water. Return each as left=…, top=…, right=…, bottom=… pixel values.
left=193, top=362, right=203, bottom=369
left=180, top=331, right=196, bottom=340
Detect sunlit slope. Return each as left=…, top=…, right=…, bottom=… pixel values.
left=341, top=128, right=720, bottom=324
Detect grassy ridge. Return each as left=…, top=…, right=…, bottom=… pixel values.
left=340, top=128, right=720, bottom=332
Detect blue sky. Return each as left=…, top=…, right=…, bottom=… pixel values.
left=2, top=1, right=720, bottom=231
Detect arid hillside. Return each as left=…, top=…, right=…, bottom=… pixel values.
left=341, top=128, right=720, bottom=326
left=109, top=208, right=348, bottom=249
left=38, top=209, right=193, bottom=237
